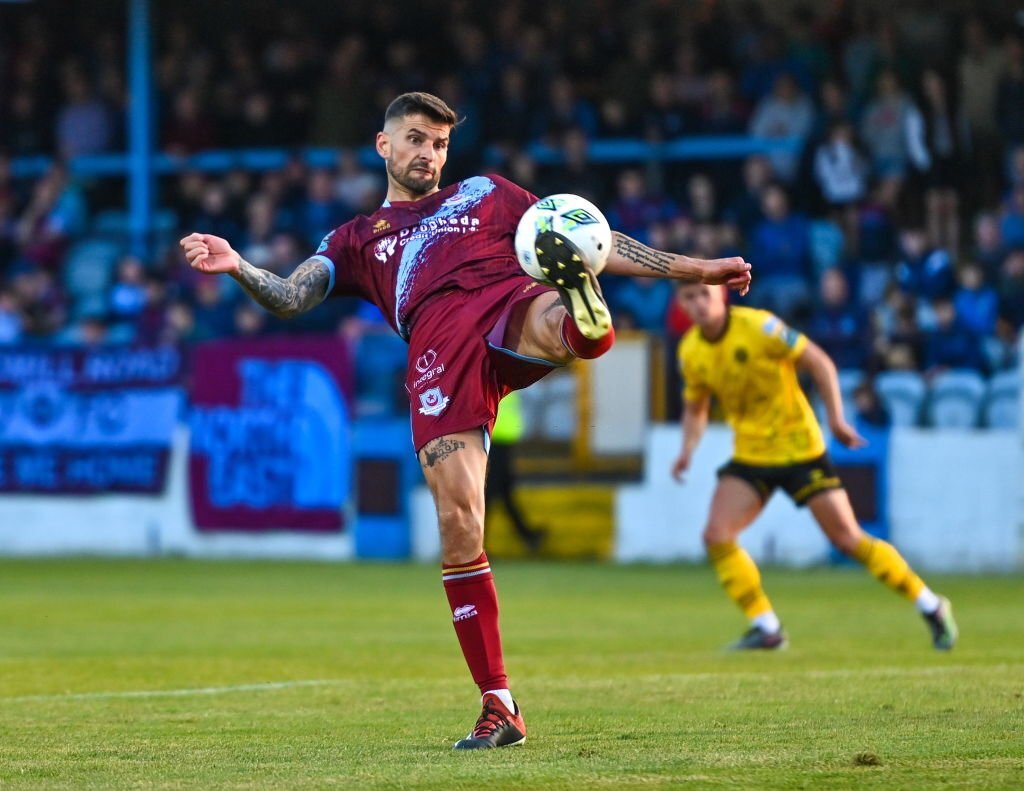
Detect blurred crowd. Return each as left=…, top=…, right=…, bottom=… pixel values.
left=1, top=0, right=1024, bottom=403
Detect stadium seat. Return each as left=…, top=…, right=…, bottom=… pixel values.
left=875, top=370, right=926, bottom=427
left=982, top=370, right=1021, bottom=429
left=927, top=369, right=986, bottom=429
left=353, top=333, right=408, bottom=418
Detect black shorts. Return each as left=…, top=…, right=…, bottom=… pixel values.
left=717, top=454, right=843, bottom=507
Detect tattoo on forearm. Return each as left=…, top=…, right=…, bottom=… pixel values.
left=233, top=258, right=331, bottom=318
left=612, top=233, right=676, bottom=276
left=421, top=438, right=466, bottom=468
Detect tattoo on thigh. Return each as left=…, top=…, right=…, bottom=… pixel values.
left=422, top=437, right=466, bottom=468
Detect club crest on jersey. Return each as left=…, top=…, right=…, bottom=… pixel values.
left=374, top=235, right=398, bottom=263
left=418, top=386, right=450, bottom=416
left=373, top=219, right=391, bottom=233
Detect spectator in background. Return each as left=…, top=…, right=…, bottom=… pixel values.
left=953, top=262, right=998, bottom=338
left=240, top=193, right=279, bottom=268
left=297, top=169, right=349, bottom=249
left=923, top=297, right=987, bottom=374
left=919, top=69, right=963, bottom=253
left=995, top=35, right=1024, bottom=176
left=604, top=169, right=678, bottom=245
left=958, top=17, right=1006, bottom=211
left=55, top=70, right=114, bottom=159
left=747, top=183, right=811, bottom=320
left=699, top=69, right=748, bottom=134
left=852, top=379, right=891, bottom=428
left=5, top=89, right=48, bottom=156
left=485, top=67, right=535, bottom=151
left=190, top=182, right=243, bottom=241
left=860, top=69, right=930, bottom=211
left=311, top=37, right=372, bottom=148
left=895, top=227, right=955, bottom=302
left=534, top=75, right=598, bottom=142
left=14, top=164, right=85, bottom=271
left=726, top=155, right=773, bottom=234
left=806, top=268, right=868, bottom=370
left=683, top=173, right=720, bottom=224
left=644, top=72, right=689, bottom=141
left=872, top=288, right=923, bottom=371
left=1000, top=185, right=1024, bottom=251
left=813, top=120, right=867, bottom=254
left=997, top=249, right=1024, bottom=330
left=335, top=150, right=384, bottom=215
left=108, top=255, right=148, bottom=336
left=190, top=277, right=235, bottom=341
left=973, top=212, right=1005, bottom=276
left=749, top=72, right=816, bottom=183
left=545, top=129, right=606, bottom=205
left=163, top=89, right=217, bottom=154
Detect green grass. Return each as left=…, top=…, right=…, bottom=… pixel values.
left=0, top=560, right=1022, bottom=790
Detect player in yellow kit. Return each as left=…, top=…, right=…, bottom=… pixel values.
left=672, top=282, right=957, bottom=650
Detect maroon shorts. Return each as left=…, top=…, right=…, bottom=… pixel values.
left=406, top=278, right=561, bottom=451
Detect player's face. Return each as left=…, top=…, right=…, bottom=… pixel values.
left=677, top=283, right=725, bottom=328
left=377, top=115, right=451, bottom=196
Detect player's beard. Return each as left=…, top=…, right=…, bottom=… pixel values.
left=387, top=157, right=439, bottom=196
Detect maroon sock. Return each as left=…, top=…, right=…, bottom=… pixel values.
left=560, top=316, right=615, bottom=359
left=442, top=552, right=508, bottom=693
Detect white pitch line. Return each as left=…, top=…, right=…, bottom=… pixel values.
left=3, top=679, right=350, bottom=703
left=3, top=664, right=1019, bottom=704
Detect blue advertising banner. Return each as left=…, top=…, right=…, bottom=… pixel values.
left=0, top=346, right=183, bottom=494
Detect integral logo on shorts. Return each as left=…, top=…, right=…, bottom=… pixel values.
left=453, top=604, right=478, bottom=622
left=413, top=350, right=446, bottom=390
left=415, top=350, right=438, bottom=372
left=418, top=386, right=450, bottom=416
left=373, top=235, right=398, bottom=263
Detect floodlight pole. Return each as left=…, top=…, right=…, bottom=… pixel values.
left=128, top=0, right=154, bottom=258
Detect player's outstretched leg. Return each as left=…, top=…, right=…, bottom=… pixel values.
left=534, top=230, right=613, bottom=347
left=418, top=431, right=528, bottom=749
left=808, top=490, right=958, bottom=650
left=705, top=477, right=787, bottom=650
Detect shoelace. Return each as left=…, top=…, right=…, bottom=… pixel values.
left=472, top=702, right=510, bottom=737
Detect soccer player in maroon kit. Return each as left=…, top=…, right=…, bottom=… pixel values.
left=181, top=92, right=752, bottom=750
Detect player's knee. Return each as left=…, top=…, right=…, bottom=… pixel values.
left=436, top=500, right=484, bottom=558
left=702, top=521, right=735, bottom=547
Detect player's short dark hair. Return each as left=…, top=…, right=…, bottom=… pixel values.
left=384, top=92, right=460, bottom=128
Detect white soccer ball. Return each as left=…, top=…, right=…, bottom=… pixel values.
left=514, top=194, right=613, bottom=281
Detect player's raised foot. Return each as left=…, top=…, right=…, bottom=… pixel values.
left=727, top=626, right=788, bottom=651
left=923, top=596, right=958, bottom=651
left=534, top=230, right=611, bottom=340
left=453, top=692, right=526, bottom=750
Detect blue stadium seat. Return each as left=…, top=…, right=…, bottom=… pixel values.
left=838, top=369, right=864, bottom=421
left=983, top=370, right=1021, bottom=429
left=875, top=371, right=926, bottom=427
left=353, top=333, right=408, bottom=418
left=927, top=369, right=986, bottom=429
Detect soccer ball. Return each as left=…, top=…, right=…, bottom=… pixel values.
left=514, top=194, right=613, bottom=281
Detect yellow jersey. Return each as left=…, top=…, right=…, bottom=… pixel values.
left=678, top=306, right=825, bottom=466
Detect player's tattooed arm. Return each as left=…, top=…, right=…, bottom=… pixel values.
left=420, top=437, right=467, bottom=468
left=604, top=231, right=752, bottom=295
left=232, top=257, right=332, bottom=318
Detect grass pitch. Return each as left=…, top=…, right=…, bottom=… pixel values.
left=0, top=559, right=1021, bottom=790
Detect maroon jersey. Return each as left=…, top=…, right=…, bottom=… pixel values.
left=312, top=174, right=537, bottom=339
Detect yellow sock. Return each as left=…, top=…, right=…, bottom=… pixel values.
left=851, top=536, right=926, bottom=601
left=706, top=541, right=774, bottom=620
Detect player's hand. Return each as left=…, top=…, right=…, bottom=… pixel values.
left=700, top=257, right=752, bottom=296
left=671, top=450, right=692, bottom=482
left=830, top=419, right=867, bottom=449
left=180, top=232, right=240, bottom=275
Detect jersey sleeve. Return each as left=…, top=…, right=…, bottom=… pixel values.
left=310, top=223, right=362, bottom=298
left=679, top=335, right=711, bottom=403
left=488, top=174, right=539, bottom=225
left=758, top=313, right=808, bottom=360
